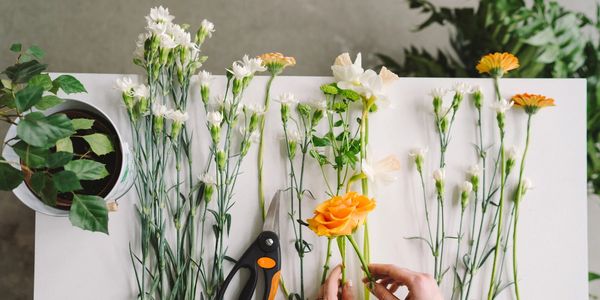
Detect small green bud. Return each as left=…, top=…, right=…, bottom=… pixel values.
left=217, top=150, right=226, bottom=171
left=320, top=83, right=339, bottom=95
left=432, top=96, right=442, bottom=116
left=281, top=104, right=289, bottom=123
left=204, top=185, right=214, bottom=203
left=297, top=103, right=311, bottom=118
left=248, top=114, right=259, bottom=132
left=201, top=85, right=210, bottom=104
left=312, top=109, right=324, bottom=126
left=473, top=89, right=483, bottom=109
left=171, top=121, right=183, bottom=140
left=440, top=116, right=449, bottom=133
left=153, top=115, right=164, bottom=134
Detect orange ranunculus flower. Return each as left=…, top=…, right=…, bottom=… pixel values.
left=511, top=93, right=555, bottom=114
left=476, top=52, right=519, bottom=77
left=258, top=52, right=296, bottom=74
left=307, top=192, right=376, bottom=237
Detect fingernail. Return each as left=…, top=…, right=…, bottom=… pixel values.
left=347, top=280, right=353, bottom=287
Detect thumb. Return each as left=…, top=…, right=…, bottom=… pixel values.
left=341, top=280, right=354, bottom=300
left=369, top=282, right=399, bottom=300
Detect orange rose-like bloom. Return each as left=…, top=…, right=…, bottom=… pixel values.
left=476, top=52, right=519, bottom=77
left=511, top=93, right=555, bottom=115
left=258, top=52, right=296, bottom=75
left=307, top=192, right=376, bottom=237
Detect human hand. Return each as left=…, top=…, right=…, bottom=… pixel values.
left=363, top=264, right=443, bottom=300
left=317, top=265, right=355, bottom=300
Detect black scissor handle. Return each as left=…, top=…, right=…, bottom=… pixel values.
left=216, top=231, right=280, bottom=300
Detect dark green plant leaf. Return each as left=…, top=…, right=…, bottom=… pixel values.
left=28, top=74, right=53, bottom=91
left=71, top=118, right=94, bottom=130
left=14, top=84, right=43, bottom=112
left=69, top=194, right=108, bottom=234
left=34, top=95, right=64, bottom=110
left=52, top=170, right=82, bottom=192
left=3, top=60, right=47, bottom=83
left=17, top=112, right=75, bottom=148
left=51, top=75, right=86, bottom=94
left=10, top=43, right=22, bottom=52
left=56, top=137, right=73, bottom=153
left=0, top=158, right=23, bottom=190
left=45, top=152, right=73, bottom=169
left=312, top=135, right=330, bottom=147
left=82, top=133, right=114, bottom=156
left=590, top=272, right=600, bottom=282
left=64, top=159, right=109, bottom=181
left=29, top=172, right=57, bottom=206
left=12, top=141, right=49, bottom=168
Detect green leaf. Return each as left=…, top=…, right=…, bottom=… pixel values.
left=64, top=159, right=109, bottom=181
left=26, top=45, right=45, bottom=60
left=69, top=194, right=108, bottom=234
left=45, top=152, right=73, bottom=169
left=82, top=133, right=114, bottom=156
left=34, top=95, right=64, bottom=110
left=17, top=112, right=75, bottom=148
left=51, top=75, right=86, bottom=94
left=56, top=137, right=73, bottom=153
left=29, top=172, right=57, bottom=206
left=0, top=158, right=23, bottom=190
left=71, top=118, right=94, bottom=130
left=312, top=135, right=330, bottom=147
left=590, top=272, right=600, bottom=282
left=11, top=141, right=49, bottom=168
left=2, top=60, right=47, bottom=83
left=52, top=170, right=82, bottom=192
left=14, top=84, right=43, bottom=112
left=10, top=43, right=22, bottom=52
left=28, top=74, right=53, bottom=91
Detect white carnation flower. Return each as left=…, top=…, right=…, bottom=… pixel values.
left=146, top=6, right=175, bottom=25
left=453, top=82, right=475, bottom=95
left=167, top=110, right=188, bottom=123
left=409, top=147, right=428, bottom=159
left=199, top=173, right=216, bottom=185
left=277, top=92, right=298, bottom=105
left=460, top=181, right=473, bottom=194
left=230, top=62, right=251, bottom=80
left=133, top=84, right=149, bottom=99
left=433, top=168, right=445, bottom=182
left=207, top=111, right=223, bottom=126
left=200, top=19, right=215, bottom=38
left=152, top=103, right=170, bottom=117
left=491, top=99, right=514, bottom=114
left=429, top=87, right=448, bottom=99
left=242, top=55, right=267, bottom=74
left=198, top=70, right=213, bottom=87
left=115, top=77, right=136, bottom=94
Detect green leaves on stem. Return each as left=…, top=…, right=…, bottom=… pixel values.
left=69, top=193, right=109, bottom=234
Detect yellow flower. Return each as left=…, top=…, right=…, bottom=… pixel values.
left=307, top=192, right=376, bottom=237
left=511, top=93, right=555, bottom=114
left=476, top=52, right=519, bottom=77
left=258, top=52, right=296, bottom=75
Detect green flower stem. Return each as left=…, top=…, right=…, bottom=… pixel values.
left=321, top=238, right=334, bottom=284
left=512, top=114, right=532, bottom=300
left=347, top=234, right=374, bottom=286
left=487, top=76, right=507, bottom=300
left=417, top=168, right=435, bottom=253
left=337, top=236, right=347, bottom=283
left=258, top=74, right=276, bottom=221
left=451, top=208, right=466, bottom=300
left=360, top=103, right=371, bottom=300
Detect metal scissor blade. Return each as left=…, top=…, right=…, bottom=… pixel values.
left=263, top=190, right=281, bottom=235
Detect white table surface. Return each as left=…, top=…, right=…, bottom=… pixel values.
left=34, top=74, right=588, bottom=299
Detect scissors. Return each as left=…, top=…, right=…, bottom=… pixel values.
left=216, top=191, right=282, bottom=300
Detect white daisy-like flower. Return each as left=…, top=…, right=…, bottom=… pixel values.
left=152, top=103, right=170, bottom=117
left=242, top=55, right=267, bottom=74
left=409, top=147, right=428, bottom=159
left=200, top=19, right=215, bottom=38
left=467, top=164, right=480, bottom=177
left=207, top=111, right=223, bottom=126
left=506, top=146, right=519, bottom=161
left=167, top=110, right=188, bottom=123
left=453, top=82, right=475, bottom=95
left=361, top=155, right=401, bottom=186
left=199, top=173, right=216, bottom=185
left=521, top=178, right=534, bottom=191
left=433, top=168, right=445, bottom=182
left=147, top=22, right=169, bottom=36
left=286, top=129, right=303, bottom=143
left=133, top=84, right=149, bottom=99
left=230, top=62, right=251, bottom=80
left=198, top=70, right=212, bottom=87
left=309, top=98, right=327, bottom=111
left=245, top=103, right=266, bottom=115
left=331, top=52, right=364, bottom=89
left=158, top=33, right=177, bottom=49
left=170, top=24, right=194, bottom=48
left=115, top=77, right=136, bottom=94
left=145, top=6, right=175, bottom=25
left=490, top=99, right=514, bottom=114
left=277, top=92, right=298, bottom=105
left=430, top=87, right=448, bottom=99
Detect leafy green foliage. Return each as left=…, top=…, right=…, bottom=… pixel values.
left=55, top=137, right=73, bottom=153
left=64, top=159, right=109, bottom=180
left=71, top=118, right=94, bottom=130
left=14, top=84, right=43, bottom=112
left=52, top=170, right=82, bottom=192
left=50, top=75, right=87, bottom=94
left=16, top=112, right=74, bottom=148
left=12, top=141, right=49, bottom=168
left=45, top=152, right=74, bottom=169
left=34, top=95, right=64, bottom=110
left=590, top=272, right=600, bottom=282
left=2, top=60, right=47, bottom=84
left=69, top=194, right=109, bottom=234
left=29, top=172, right=57, bottom=206
left=0, top=158, right=23, bottom=190
left=82, top=133, right=114, bottom=156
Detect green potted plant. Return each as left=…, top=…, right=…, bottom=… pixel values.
left=0, top=43, right=134, bottom=234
